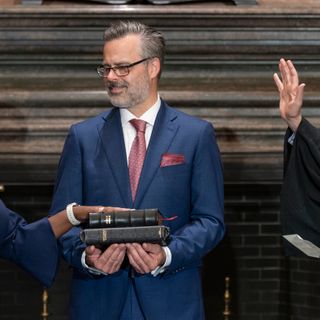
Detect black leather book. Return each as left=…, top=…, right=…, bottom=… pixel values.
left=87, top=208, right=161, bottom=228
left=80, top=225, right=170, bottom=247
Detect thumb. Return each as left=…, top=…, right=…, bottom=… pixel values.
left=86, top=245, right=98, bottom=255
left=142, top=243, right=159, bottom=253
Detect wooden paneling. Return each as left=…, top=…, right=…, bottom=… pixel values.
left=3, top=4, right=320, bottom=184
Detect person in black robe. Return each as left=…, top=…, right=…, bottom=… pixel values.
left=274, top=58, right=320, bottom=255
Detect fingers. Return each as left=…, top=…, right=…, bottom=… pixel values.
left=98, top=206, right=105, bottom=213
left=142, top=243, right=161, bottom=254
left=143, top=243, right=166, bottom=267
left=279, top=58, right=289, bottom=86
left=274, top=58, right=305, bottom=131
left=85, top=245, right=102, bottom=265
left=103, top=206, right=130, bottom=213
left=287, top=59, right=299, bottom=88
left=275, top=58, right=304, bottom=104
left=277, top=58, right=305, bottom=103
left=276, top=58, right=290, bottom=88
left=273, top=73, right=283, bottom=92
left=277, top=58, right=300, bottom=90
left=99, top=244, right=126, bottom=274
left=86, top=244, right=126, bottom=274
left=126, top=243, right=165, bottom=274
left=126, top=243, right=152, bottom=274
left=273, top=58, right=291, bottom=92
left=73, top=206, right=104, bottom=221
left=85, top=242, right=165, bottom=275
left=86, top=245, right=101, bottom=256
left=74, top=205, right=131, bottom=221
left=87, top=206, right=129, bottom=213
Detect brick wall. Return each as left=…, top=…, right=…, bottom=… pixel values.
left=2, top=183, right=320, bottom=320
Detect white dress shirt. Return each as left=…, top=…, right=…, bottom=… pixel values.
left=120, top=97, right=161, bottom=162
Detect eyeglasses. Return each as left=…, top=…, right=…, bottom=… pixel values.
left=97, top=57, right=152, bottom=78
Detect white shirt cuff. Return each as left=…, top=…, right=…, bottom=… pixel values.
left=151, top=246, right=172, bottom=277
left=288, top=132, right=296, bottom=145
left=81, top=251, right=108, bottom=276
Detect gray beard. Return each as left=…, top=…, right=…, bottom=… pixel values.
left=107, top=84, right=150, bottom=110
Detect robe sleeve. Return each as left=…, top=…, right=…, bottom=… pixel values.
left=0, top=199, right=59, bottom=287
left=281, top=118, right=320, bottom=255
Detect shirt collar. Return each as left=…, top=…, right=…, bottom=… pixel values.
left=120, top=95, right=161, bottom=127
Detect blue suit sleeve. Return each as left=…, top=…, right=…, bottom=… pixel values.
left=0, top=200, right=59, bottom=287
left=49, top=126, right=88, bottom=274
left=167, top=122, right=225, bottom=271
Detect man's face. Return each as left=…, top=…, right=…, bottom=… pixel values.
left=102, top=34, right=152, bottom=110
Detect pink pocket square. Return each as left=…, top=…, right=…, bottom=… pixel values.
left=160, top=153, right=185, bottom=167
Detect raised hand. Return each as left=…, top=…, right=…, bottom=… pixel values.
left=273, top=58, right=305, bottom=132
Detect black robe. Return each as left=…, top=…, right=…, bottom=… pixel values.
left=281, top=118, right=320, bottom=255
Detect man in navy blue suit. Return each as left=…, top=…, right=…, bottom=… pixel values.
left=0, top=199, right=116, bottom=287
left=50, top=21, right=225, bottom=319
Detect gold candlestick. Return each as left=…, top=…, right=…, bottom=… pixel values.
left=41, top=288, right=49, bottom=320
left=223, top=276, right=231, bottom=320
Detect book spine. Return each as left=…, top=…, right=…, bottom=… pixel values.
left=80, top=225, right=170, bottom=246
left=88, top=208, right=160, bottom=228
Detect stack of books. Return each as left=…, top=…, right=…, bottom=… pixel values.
left=80, top=209, right=170, bottom=247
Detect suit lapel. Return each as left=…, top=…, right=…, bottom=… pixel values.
left=134, top=102, right=179, bottom=207
left=97, top=108, right=132, bottom=207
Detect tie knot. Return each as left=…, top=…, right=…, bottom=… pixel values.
left=130, top=119, right=147, bottom=133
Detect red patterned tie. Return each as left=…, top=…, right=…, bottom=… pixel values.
left=129, top=119, right=147, bottom=201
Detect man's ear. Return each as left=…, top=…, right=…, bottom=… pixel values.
left=148, top=57, right=161, bottom=79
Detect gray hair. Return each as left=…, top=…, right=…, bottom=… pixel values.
left=104, top=21, right=166, bottom=78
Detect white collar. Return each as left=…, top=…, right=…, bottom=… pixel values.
left=120, top=95, right=161, bottom=127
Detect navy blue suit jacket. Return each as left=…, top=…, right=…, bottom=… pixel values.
left=50, top=101, right=225, bottom=320
left=0, top=199, right=59, bottom=287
